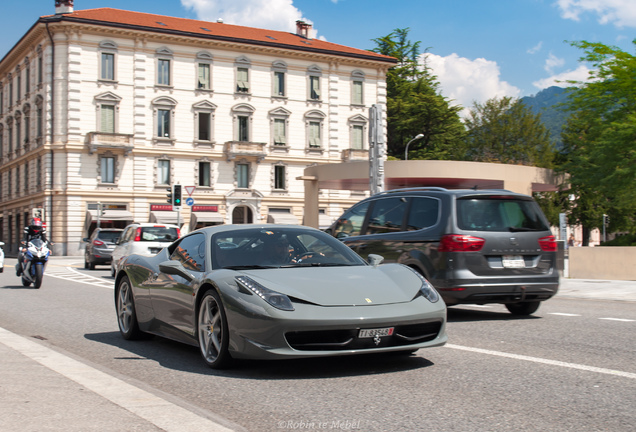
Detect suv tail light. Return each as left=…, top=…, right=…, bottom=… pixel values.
left=134, top=227, right=142, bottom=242
left=93, top=239, right=105, bottom=246
left=176, top=228, right=181, bottom=238
left=538, top=235, right=557, bottom=252
left=438, top=234, right=485, bottom=252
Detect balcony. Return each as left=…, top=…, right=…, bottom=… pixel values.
left=87, top=132, right=134, bottom=155
left=224, top=141, right=267, bottom=162
left=341, top=148, right=369, bottom=162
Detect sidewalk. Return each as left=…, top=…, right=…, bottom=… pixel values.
left=1, top=269, right=634, bottom=431
left=557, top=278, right=636, bottom=302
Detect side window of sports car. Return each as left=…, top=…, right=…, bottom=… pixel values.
left=170, top=233, right=206, bottom=272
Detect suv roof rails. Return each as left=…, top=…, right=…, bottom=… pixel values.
left=378, top=187, right=449, bottom=195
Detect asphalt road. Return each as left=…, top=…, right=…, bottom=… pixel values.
left=1, top=257, right=635, bottom=432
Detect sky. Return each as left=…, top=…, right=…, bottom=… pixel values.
left=2, top=0, right=635, bottom=114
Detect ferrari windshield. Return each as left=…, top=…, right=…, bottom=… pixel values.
left=211, top=228, right=367, bottom=269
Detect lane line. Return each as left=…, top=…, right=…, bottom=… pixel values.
left=599, top=317, right=635, bottom=322
left=0, top=326, right=235, bottom=432
left=549, top=313, right=581, bottom=316
left=446, top=343, right=636, bottom=379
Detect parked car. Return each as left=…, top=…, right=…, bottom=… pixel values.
left=83, top=228, right=123, bottom=270
left=110, top=223, right=180, bottom=277
left=326, top=187, right=559, bottom=315
left=0, top=241, right=4, bottom=272
left=114, top=224, right=447, bottom=368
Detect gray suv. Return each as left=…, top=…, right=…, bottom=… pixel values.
left=327, top=187, right=559, bottom=315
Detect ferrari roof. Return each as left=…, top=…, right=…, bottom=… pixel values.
left=40, top=8, right=396, bottom=64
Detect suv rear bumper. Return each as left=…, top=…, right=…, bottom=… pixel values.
left=435, top=279, right=559, bottom=305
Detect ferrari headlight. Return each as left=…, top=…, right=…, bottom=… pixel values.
left=406, top=267, right=440, bottom=303
left=235, top=276, right=294, bottom=311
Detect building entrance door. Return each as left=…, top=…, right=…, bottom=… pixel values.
left=232, top=206, right=253, bottom=224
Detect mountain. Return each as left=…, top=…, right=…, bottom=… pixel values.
left=520, top=86, right=572, bottom=149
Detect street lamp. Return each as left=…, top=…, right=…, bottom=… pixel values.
left=404, top=134, right=424, bottom=160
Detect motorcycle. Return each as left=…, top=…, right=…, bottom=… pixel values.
left=17, top=238, right=50, bottom=289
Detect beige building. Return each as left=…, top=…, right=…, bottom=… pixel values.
left=0, top=1, right=395, bottom=255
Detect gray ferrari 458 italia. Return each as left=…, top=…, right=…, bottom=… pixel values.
left=114, top=224, right=447, bottom=368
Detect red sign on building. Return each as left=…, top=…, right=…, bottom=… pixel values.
left=150, top=204, right=173, bottom=211
left=192, top=205, right=218, bottom=212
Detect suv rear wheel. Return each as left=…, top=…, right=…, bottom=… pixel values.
left=505, top=301, right=541, bottom=316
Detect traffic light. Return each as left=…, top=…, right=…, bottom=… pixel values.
left=603, top=214, right=610, bottom=226
left=166, top=186, right=173, bottom=205
left=172, top=184, right=182, bottom=208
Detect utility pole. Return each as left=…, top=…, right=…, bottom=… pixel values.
left=368, top=104, right=385, bottom=195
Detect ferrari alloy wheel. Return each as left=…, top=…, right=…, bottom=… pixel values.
left=197, top=290, right=231, bottom=369
left=116, top=276, right=142, bottom=339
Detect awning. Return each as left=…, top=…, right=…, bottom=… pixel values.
left=191, top=212, right=224, bottom=225
left=149, top=211, right=179, bottom=224
left=189, top=212, right=224, bottom=231
left=267, top=213, right=299, bottom=225
left=84, top=209, right=134, bottom=235
left=86, top=209, right=134, bottom=222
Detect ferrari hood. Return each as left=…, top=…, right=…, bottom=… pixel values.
left=240, top=264, right=421, bottom=306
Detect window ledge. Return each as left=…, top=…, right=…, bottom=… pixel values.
left=195, top=88, right=214, bottom=94
left=98, top=79, right=118, bottom=85
left=154, top=84, right=174, bottom=91
left=153, top=137, right=176, bottom=146
left=306, top=146, right=324, bottom=155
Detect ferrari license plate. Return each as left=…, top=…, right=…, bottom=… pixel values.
left=359, top=327, right=394, bottom=338
left=502, top=255, right=525, bottom=268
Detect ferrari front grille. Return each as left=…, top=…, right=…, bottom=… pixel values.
left=285, top=321, right=443, bottom=351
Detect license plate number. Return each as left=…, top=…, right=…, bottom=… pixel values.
left=359, top=327, right=394, bottom=338
left=502, top=255, right=525, bottom=268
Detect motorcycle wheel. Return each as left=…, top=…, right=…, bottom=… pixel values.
left=34, top=264, right=44, bottom=289
left=21, top=276, right=31, bottom=287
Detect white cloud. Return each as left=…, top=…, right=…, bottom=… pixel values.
left=181, top=0, right=315, bottom=35
left=555, top=0, right=636, bottom=27
left=532, top=64, right=592, bottom=89
left=545, top=53, right=566, bottom=73
left=527, top=41, right=543, bottom=54
left=424, top=53, right=521, bottom=115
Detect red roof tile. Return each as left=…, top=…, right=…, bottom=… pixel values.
left=43, top=8, right=396, bottom=64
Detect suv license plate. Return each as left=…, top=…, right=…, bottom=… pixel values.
left=359, top=327, right=394, bottom=338
left=502, top=255, right=525, bottom=268
left=149, top=248, right=162, bottom=254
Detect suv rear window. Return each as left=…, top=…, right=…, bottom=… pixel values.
left=456, top=197, right=549, bottom=232
left=139, top=226, right=179, bottom=242
left=96, top=231, right=122, bottom=242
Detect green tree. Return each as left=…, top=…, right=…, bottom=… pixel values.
left=463, top=96, right=555, bottom=168
left=558, top=39, right=636, bottom=240
left=371, top=29, right=465, bottom=160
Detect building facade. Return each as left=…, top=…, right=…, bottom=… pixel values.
left=0, top=1, right=395, bottom=255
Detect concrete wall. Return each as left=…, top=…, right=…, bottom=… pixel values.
left=569, top=247, right=636, bottom=280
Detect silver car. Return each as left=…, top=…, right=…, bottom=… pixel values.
left=110, top=223, right=180, bottom=277
left=114, top=225, right=447, bottom=368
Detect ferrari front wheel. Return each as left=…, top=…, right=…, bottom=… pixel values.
left=197, top=290, right=231, bottom=369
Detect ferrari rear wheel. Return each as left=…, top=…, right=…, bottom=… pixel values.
left=197, top=290, right=231, bottom=369
left=116, top=276, right=143, bottom=340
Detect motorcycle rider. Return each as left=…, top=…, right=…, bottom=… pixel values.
left=16, top=218, right=48, bottom=276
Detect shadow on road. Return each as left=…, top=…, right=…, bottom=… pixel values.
left=447, top=307, right=541, bottom=323
left=85, top=330, right=436, bottom=379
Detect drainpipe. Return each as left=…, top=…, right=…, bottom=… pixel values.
left=45, top=22, right=55, bottom=253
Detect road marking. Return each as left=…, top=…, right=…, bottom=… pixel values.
left=46, top=266, right=114, bottom=289
left=0, top=326, right=235, bottom=432
left=599, top=317, right=635, bottom=322
left=549, top=313, right=582, bottom=317
left=446, top=344, right=636, bottom=380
